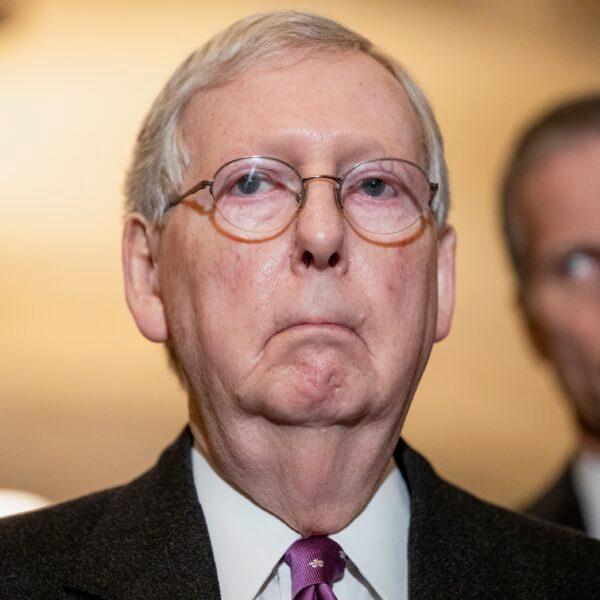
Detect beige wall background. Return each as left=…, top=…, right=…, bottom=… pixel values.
left=2, top=0, right=600, bottom=507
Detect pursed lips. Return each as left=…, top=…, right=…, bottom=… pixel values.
left=268, top=314, right=367, bottom=347
left=282, top=321, right=355, bottom=335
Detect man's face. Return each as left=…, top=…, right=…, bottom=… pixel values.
left=153, top=51, right=454, bottom=440
left=518, top=134, right=600, bottom=434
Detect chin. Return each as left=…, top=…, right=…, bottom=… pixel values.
left=236, top=345, right=370, bottom=423
left=295, top=513, right=354, bottom=537
left=242, top=375, right=371, bottom=427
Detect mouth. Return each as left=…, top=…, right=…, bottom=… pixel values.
left=283, top=321, right=355, bottom=333
left=269, top=316, right=365, bottom=348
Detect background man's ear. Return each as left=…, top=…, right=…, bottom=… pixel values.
left=122, top=213, right=169, bottom=343
left=517, top=290, right=549, bottom=360
left=435, top=225, right=456, bottom=342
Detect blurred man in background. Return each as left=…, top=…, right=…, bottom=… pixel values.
left=501, top=96, right=600, bottom=538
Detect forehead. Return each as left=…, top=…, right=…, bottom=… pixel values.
left=180, top=50, right=423, bottom=174
left=517, top=134, right=600, bottom=254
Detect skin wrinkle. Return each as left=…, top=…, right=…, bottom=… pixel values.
left=124, top=49, right=455, bottom=535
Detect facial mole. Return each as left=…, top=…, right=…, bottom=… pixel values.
left=386, top=280, right=398, bottom=295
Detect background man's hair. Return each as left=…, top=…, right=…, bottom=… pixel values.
left=500, top=94, right=600, bottom=284
left=123, top=10, right=451, bottom=386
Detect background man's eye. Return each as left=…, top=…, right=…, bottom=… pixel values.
left=236, top=174, right=262, bottom=195
left=562, top=251, right=598, bottom=280
left=361, top=177, right=387, bottom=197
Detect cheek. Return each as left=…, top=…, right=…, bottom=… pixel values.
left=202, top=242, right=289, bottom=323
left=532, top=287, right=600, bottom=364
left=356, top=241, right=437, bottom=343
left=383, top=253, right=435, bottom=303
left=164, top=223, right=290, bottom=360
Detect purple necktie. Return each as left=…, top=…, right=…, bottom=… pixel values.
left=284, top=536, right=346, bottom=600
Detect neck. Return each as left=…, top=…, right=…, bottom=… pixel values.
left=189, top=407, right=401, bottom=536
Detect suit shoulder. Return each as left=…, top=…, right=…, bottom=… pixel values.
left=0, top=486, right=121, bottom=594
left=443, top=466, right=596, bottom=537
left=439, top=474, right=600, bottom=580
left=400, top=443, right=600, bottom=595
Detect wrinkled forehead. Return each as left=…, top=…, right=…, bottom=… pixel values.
left=179, top=50, right=424, bottom=176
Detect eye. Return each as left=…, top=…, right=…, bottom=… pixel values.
left=235, top=173, right=265, bottom=196
left=360, top=177, right=388, bottom=198
left=557, top=250, right=600, bottom=282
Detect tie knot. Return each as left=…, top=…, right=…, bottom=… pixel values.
left=284, top=536, right=346, bottom=599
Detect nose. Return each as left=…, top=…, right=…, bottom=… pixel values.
left=292, top=177, right=347, bottom=273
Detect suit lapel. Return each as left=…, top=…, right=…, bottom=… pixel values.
left=396, top=440, right=501, bottom=599
left=64, top=429, right=221, bottom=599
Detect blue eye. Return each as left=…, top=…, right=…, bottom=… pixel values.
left=361, top=177, right=387, bottom=198
left=236, top=174, right=262, bottom=195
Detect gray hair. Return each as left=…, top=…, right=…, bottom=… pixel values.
left=500, top=94, right=600, bottom=284
left=124, top=10, right=450, bottom=228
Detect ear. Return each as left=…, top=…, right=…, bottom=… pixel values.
left=434, top=225, right=456, bottom=342
left=122, top=213, right=168, bottom=343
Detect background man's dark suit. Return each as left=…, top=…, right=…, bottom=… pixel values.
left=2, top=429, right=599, bottom=600
left=526, top=462, right=587, bottom=532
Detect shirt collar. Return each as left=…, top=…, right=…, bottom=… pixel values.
left=331, top=459, right=410, bottom=600
left=573, top=450, right=600, bottom=539
left=192, top=444, right=410, bottom=600
left=191, top=445, right=299, bottom=600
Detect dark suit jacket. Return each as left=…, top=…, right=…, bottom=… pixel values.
left=2, top=429, right=600, bottom=599
left=525, top=461, right=587, bottom=533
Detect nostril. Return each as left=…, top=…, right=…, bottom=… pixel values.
left=328, top=253, right=339, bottom=268
left=302, top=251, right=313, bottom=267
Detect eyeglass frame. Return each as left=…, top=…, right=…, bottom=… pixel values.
left=168, top=155, right=439, bottom=233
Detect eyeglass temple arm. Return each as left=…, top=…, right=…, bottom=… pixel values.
left=169, top=180, right=213, bottom=208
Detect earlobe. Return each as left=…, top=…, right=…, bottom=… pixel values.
left=122, top=213, right=169, bottom=343
left=435, top=225, right=456, bottom=342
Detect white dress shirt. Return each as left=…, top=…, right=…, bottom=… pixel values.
left=191, top=446, right=410, bottom=600
left=573, top=449, right=600, bottom=540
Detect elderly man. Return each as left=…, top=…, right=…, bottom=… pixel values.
left=2, top=12, right=599, bottom=600
left=501, top=96, right=600, bottom=538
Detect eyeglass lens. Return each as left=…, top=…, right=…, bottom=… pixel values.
left=211, top=157, right=301, bottom=233
left=341, top=159, right=429, bottom=234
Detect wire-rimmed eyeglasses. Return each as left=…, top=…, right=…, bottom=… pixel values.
left=168, top=156, right=438, bottom=240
